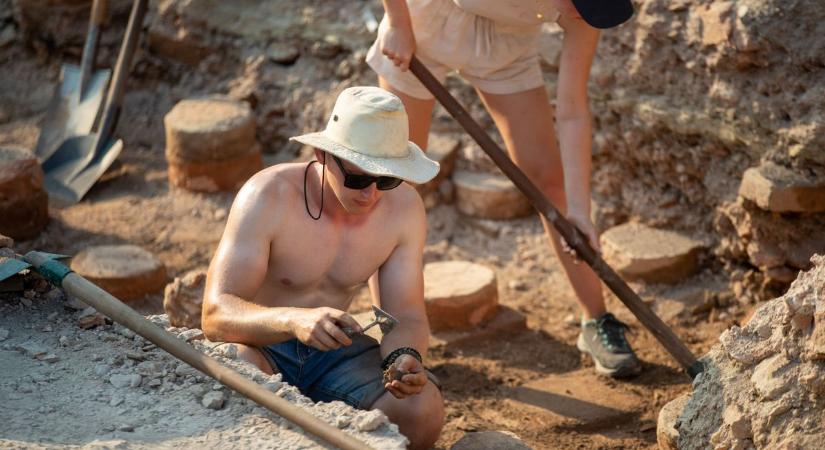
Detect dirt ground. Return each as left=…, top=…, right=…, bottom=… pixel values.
left=0, top=3, right=765, bottom=448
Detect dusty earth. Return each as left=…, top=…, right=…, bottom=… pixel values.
left=1, top=0, right=819, bottom=449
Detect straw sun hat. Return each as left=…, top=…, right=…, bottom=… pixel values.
left=289, top=86, right=439, bottom=185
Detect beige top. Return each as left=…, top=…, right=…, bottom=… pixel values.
left=452, top=0, right=560, bottom=26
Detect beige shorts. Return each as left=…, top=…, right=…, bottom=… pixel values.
left=367, top=0, right=548, bottom=100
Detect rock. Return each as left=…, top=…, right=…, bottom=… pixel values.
left=117, top=424, right=134, bottom=432
left=0, top=233, right=13, bottom=248
left=657, top=393, right=689, bottom=450
left=750, top=353, right=796, bottom=400
left=0, top=24, right=15, bottom=48
left=738, top=162, right=825, bottom=213
left=267, top=42, right=300, bottom=64
left=175, top=363, right=199, bottom=378
left=165, top=96, right=262, bottom=192
left=0, top=147, right=49, bottom=240
left=16, top=341, right=47, bottom=358
left=202, top=391, right=225, bottom=410
left=420, top=133, right=461, bottom=193
left=40, top=353, right=59, bottom=363
left=423, top=261, right=499, bottom=332
left=109, top=395, right=124, bottom=407
left=164, top=270, right=206, bottom=329
left=450, top=431, right=532, bottom=450
left=109, top=374, right=141, bottom=389
left=354, top=409, right=388, bottom=432
left=147, top=20, right=211, bottom=66
left=177, top=328, right=204, bottom=342
left=697, top=1, right=733, bottom=46
left=94, top=364, right=111, bottom=377
left=70, top=245, right=167, bottom=302
left=0, top=328, right=8, bottom=341
left=600, top=223, right=703, bottom=283
left=723, top=405, right=752, bottom=440
left=453, top=171, right=533, bottom=220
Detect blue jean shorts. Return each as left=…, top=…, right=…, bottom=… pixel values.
left=260, top=334, right=387, bottom=409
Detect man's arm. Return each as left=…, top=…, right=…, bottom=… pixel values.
left=201, top=178, right=296, bottom=346
left=556, top=14, right=601, bottom=248
left=375, top=190, right=430, bottom=397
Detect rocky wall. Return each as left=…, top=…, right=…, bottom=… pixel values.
left=582, top=0, right=825, bottom=299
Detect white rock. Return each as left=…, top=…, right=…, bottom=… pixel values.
left=0, top=327, right=8, bottom=341
left=110, top=374, right=141, bottom=389
left=202, top=390, right=225, bottom=410
left=355, top=409, right=388, bottom=432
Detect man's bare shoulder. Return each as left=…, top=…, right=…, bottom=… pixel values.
left=382, top=183, right=427, bottom=234
left=235, top=163, right=306, bottom=208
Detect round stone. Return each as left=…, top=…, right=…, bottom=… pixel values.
left=0, top=146, right=48, bottom=240
left=70, top=245, right=167, bottom=302
left=424, top=261, right=498, bottom=332
left=164, top=96, right=262, bottom=192
left=453, top=170, right=533, bottom=220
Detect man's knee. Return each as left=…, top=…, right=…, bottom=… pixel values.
left=397, top=388, right=445, bottom=449
left=233, top=344, right=275, bottom=375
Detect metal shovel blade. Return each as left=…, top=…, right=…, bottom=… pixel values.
left=43, top=137, right=123, bottom=206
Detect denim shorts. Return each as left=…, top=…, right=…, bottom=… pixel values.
left=260, top=334, right=387, bottom=409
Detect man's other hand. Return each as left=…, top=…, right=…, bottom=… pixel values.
left=385, top=354, right=428, bottom=399
left=289, top=307, right=362, bottom=351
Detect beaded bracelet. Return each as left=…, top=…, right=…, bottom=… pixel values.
left=381, top=346, right=422, bottom=371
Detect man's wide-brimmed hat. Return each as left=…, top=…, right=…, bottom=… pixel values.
left=289, top=86, right=439, bottom=185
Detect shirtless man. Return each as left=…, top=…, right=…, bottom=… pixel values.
left=201, top=86, right=444, bottom=449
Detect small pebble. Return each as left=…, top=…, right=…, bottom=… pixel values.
left=118, top=424, right=134, bottom=432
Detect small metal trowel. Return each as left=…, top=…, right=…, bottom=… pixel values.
left=343, top=305, right=399, bottom=338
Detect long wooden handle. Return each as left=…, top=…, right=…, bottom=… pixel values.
left=79, top=0, right=108, bottom=96
left=408, top=56, right=703, bottom=378
left=24, top=252, right=373, bottom=450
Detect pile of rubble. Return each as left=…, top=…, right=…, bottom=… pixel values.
left=658, top=254, right=825, bottom=449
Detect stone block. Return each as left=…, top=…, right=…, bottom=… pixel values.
left=424, top=261, right=498, bottom=332
left=420, top=133, right=460, bottom=194
left=70, top=245, right=167, bottom=301
left=508, top=369, right=640, bottom=429
left=738, top=162, right=825, bottom=213
left=164, top=96, right=262, bottom=192
left=0, top=147, right=48, bottom=240
left=450, top=431, right=532, bottom=450
left=147, top=20, right=211, bottom=67
left=600, top=223, right=703, bottom=284
left=453, top=171, right=533, bottom=220
left=657, top=393, right=689, bottom=450
left=164, top=270, right=206, bottom=329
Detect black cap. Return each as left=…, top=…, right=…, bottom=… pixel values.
left=571, top=0, right=634, bottom=29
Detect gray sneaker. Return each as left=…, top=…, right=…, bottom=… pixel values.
left=577, top=313, right=641, bottom=378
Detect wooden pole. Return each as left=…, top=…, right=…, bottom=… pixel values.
left=408, top=56, right=703, bottom=378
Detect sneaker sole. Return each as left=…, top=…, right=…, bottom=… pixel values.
left=577, top=334, right=642, bottom=378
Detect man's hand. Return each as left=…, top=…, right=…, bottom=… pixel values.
left=289, top=307, right=362, bottom=351
left=560, top=212, right=601, bottom=263
left=377, top=21, right=416, bottom=71
left=385, top=354, right=428, bottom=399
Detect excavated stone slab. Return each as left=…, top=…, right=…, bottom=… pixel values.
left=0, top=147, right=48, bottom=240
left=657, top=393, right=689, bottom=450
left=738, top=161, right=825, bottom=213
left=165, top=96, right=257, bottom=161
left=453, top=171, right=533, bottom=220
left=424, top=261, right=499, bottom=332
left=70, top=245, right=167, bottom=302
left=429, top=305, right=526, bottom=348
left=421, top=133, right=460, bottom=193
left=164, top=270, right=206, bottom=329
left=508, top=369, right=641, bottom=429
left=450, top=430, right=532, bottom=450
left=600, top=223, right=703, bottom=284
left=164, top=97, right=262, bottom=192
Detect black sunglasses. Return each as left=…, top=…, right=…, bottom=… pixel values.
left=331, top=156, right=403, bottom=191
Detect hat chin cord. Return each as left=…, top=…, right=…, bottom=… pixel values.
left=304, top=155, right=325, bottom=220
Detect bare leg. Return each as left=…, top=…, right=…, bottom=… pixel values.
left=369, top=76, right=437, bottom=303
left=476, top=87, right=606, bottom=319
left=371, top=384, right=444, bottom=450
left=232, top=343, right=277, bottom=376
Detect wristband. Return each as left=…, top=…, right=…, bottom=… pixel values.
left=381, top=346, right=422, bottom=371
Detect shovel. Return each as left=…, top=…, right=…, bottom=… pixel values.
left=34, top=0, right=110, bottom=163
left=41, top=0, right=147, bottom=206
left=408, top=56, right=703, bottom=378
